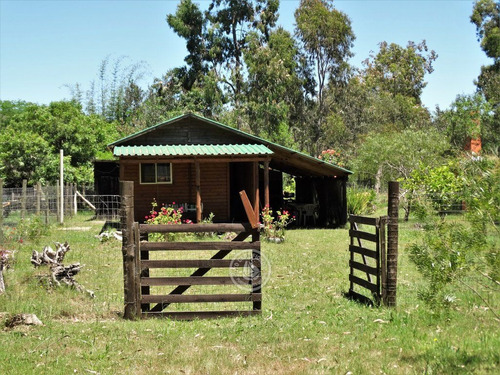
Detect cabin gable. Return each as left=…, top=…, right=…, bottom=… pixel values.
left=120, top=117, right=250, bottom=146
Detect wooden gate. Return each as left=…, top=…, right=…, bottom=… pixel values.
left=348, top=215, right=387, bottom=305
left=125, top=222, right=262, bottom=320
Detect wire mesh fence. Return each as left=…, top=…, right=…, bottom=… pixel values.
left=1, top=182, right=121, bottom=232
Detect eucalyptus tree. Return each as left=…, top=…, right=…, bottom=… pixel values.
left=471, top=0, right=500, bottom=105
left=362, top=40, right=437, bottom=104
left=471, top=0, right=500, bottom=152
left=294, top=0, right=355, bottom=154
left=167, top=0, right=279, bottom=129
left=243, top=27, right=310, bottom=146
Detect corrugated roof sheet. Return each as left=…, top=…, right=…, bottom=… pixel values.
left=113, top=144, right=273, bottom=157
left=109, top=113, right=352, bottom=175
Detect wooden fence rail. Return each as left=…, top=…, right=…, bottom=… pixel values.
left=348, top=215, right=387, bottom=306
left=347, top=181, right=399, bottom=307
left=121, top=181, right=262, bottom=320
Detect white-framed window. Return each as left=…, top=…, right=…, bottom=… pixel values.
left=140, top=163, right=172, bottom=184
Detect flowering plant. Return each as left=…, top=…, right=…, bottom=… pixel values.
left=261, top=206, right=294, bottom=243
left=318, top=149, right=345, bottom=167
left=145, top=199, right=183, bottom=241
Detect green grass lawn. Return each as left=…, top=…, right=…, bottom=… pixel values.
left=0, top=213, right=498, bottom=374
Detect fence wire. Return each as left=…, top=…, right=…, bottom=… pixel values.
left=1, top=184, right=121, bottom=231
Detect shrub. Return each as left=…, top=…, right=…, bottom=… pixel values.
left=193, top=212, right=216, bottom=239
left=144, top=200, right=182, bottom=241
left=347, top=187, right=376, bottom=215
left=16, top=216, right=50, bottom=242
left=261, top=206, right=294, bottom=243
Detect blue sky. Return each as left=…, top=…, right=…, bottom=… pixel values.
left=0, top=0, right=491, bottom=111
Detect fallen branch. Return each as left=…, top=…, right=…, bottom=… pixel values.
left=50, top=263, right=94, bottom=298
left=31, top=242, right=94, bottom=298
left=31, top=242, right=70, bottom=267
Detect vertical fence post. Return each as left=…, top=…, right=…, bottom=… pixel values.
left=73, top=184, right=78, bottom=216
left=21, top=179, right=27, bottom=220
left=252, top=229, right=262, bottom=312
left=0, top=178, right=3, bottom=243
left=59, top=149, right=64, bottom=225
left=44, top=186, right=50, bottom=225
left=36, top=182, right=41, bottom=215
left=380, top=216, right=387, bottom=305
left=121, top=181, right=137, bottom=319
left=386, top=181, right=399, bottom=307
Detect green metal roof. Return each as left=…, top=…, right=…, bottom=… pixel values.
left=113, top=144, right=273, bottom=157
left=109, top=113, right=352, bottom=175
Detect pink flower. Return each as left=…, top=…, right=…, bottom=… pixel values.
left=172, top=201, right=176, bottom=205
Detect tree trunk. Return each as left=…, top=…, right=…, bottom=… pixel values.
left=374, top=165, right=383, bottom=194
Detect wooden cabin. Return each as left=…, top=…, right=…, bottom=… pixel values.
left=108, top=113, right=352, bottom=227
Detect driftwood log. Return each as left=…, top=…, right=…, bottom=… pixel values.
left=49, top=263, right=94, bottom=298
left=0, top=250, right=13, bottom=294
left=31, top=242, right=94, bottom=298
left=31, top=242, right=70, bottom=267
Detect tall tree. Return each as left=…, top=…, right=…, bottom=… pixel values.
left=243, top=27, right=308, bottom=145
left=166, top=0, right=279, bottom=130
left=0, top=100, right=117, bottom=186
left=167, top=0, right=207, bottom=90
left=471, top=0, right=500, bottom=152
left=295, top=0, right=354, bottom=110
left=295, top=0, right=355, bottom=154
left=362, top=40, right=437, bottom=103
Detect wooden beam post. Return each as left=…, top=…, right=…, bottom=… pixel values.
left=121, top=181, right=137, bottom=319
left=386, top=181, right=399, bottom=307
left=264, top=160, right=270, bottom=209
left=195, top=161, right=202, bottom=223
left=253, top=162, right=260, bottom=223
left=239, top=190, right=259, bottom=229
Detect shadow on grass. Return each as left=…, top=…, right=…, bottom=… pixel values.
left=400, top=348, right=498, bottom=374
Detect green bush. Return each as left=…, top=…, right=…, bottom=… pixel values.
left=347, top=187, right=376, bottom=215
left=16, top=216, right=50, bottom=242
